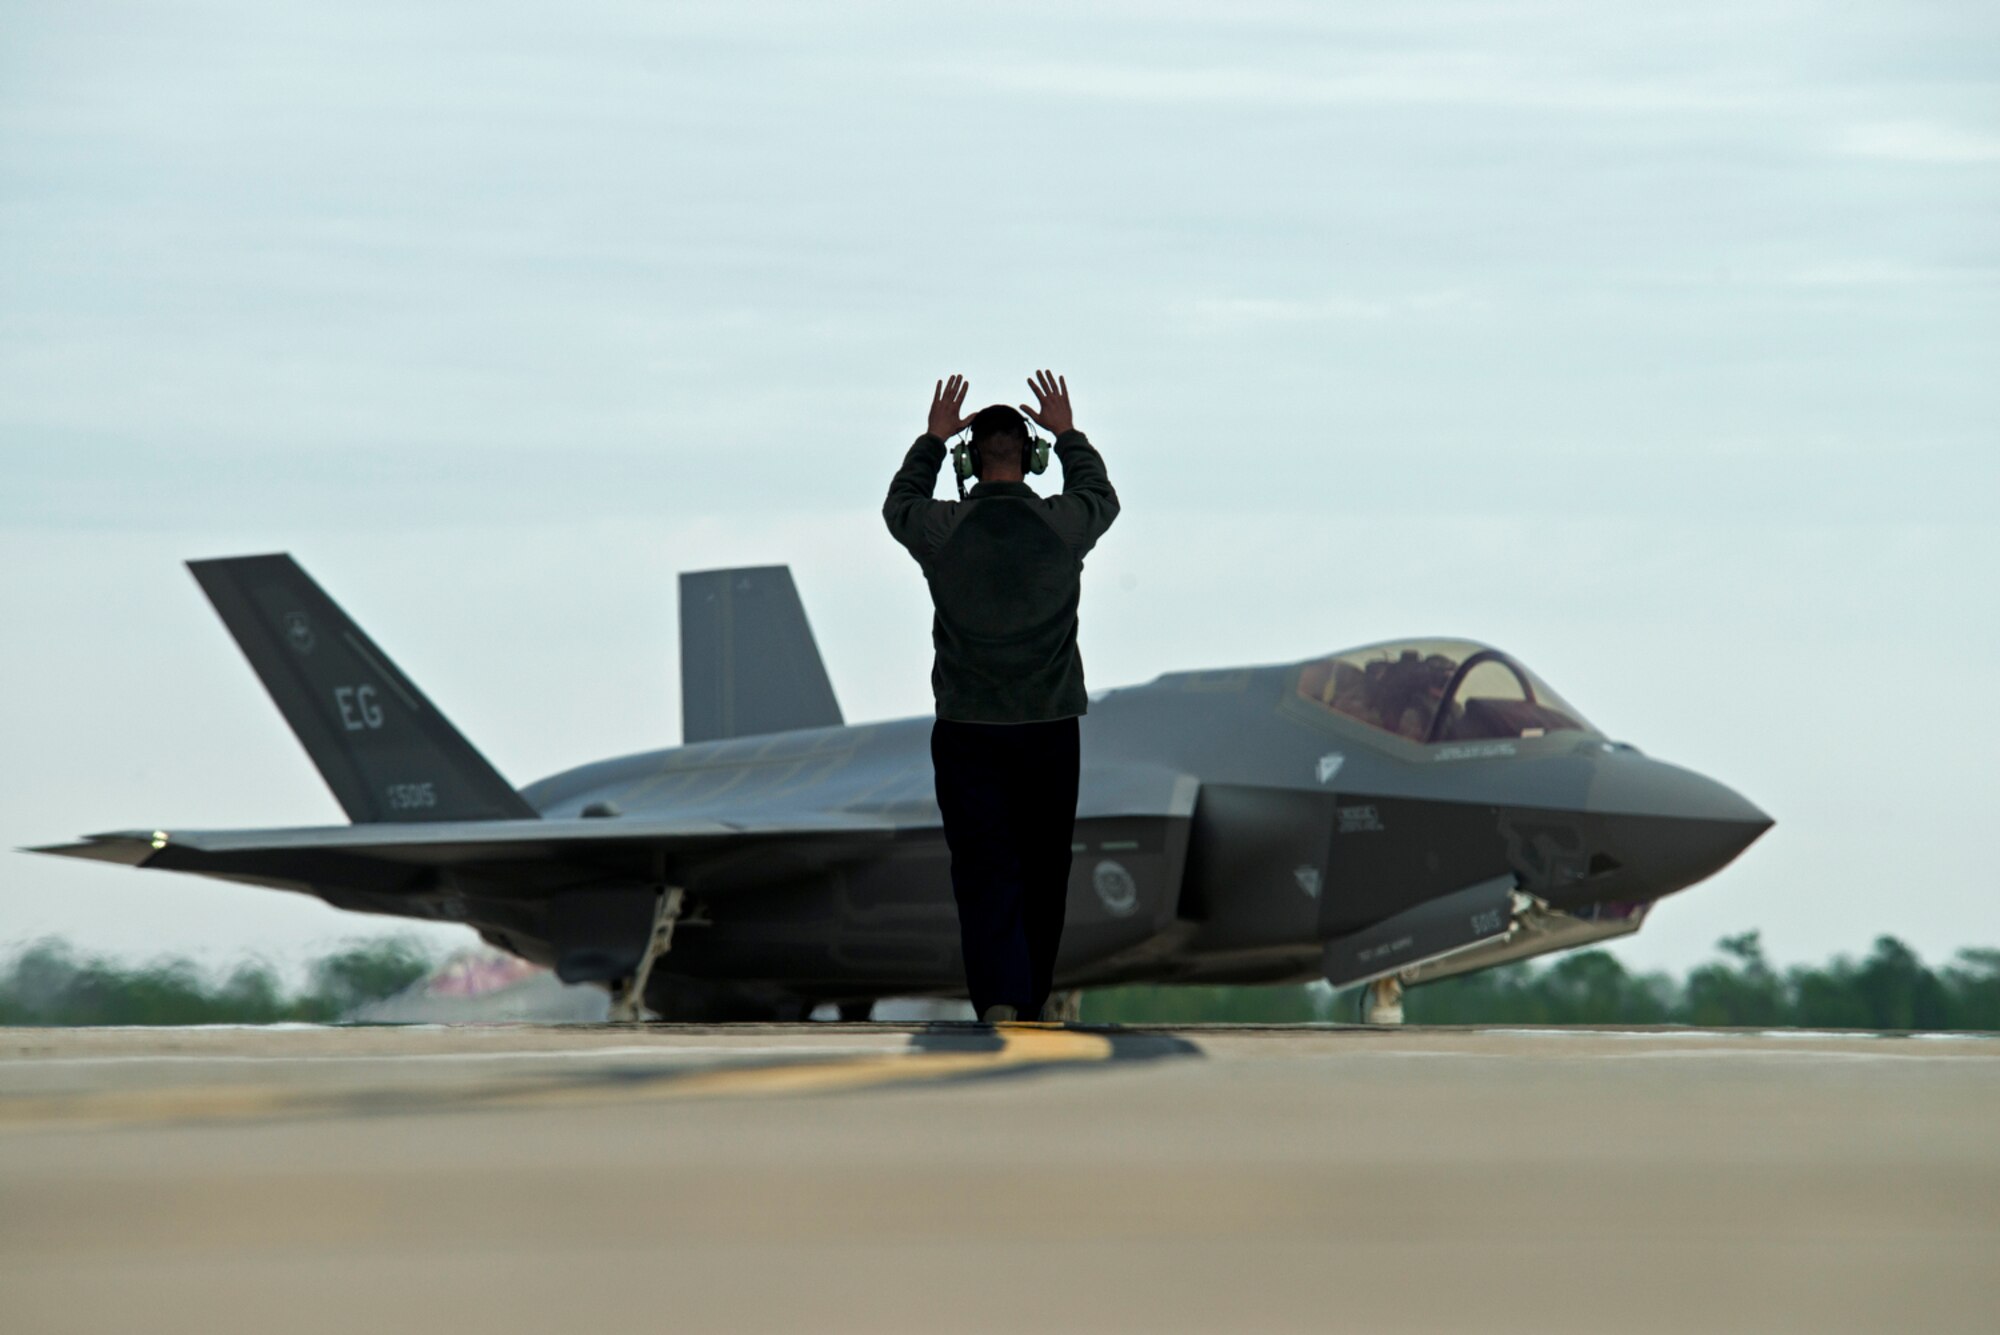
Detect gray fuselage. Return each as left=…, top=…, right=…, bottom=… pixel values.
left=511, top=655, right=1768, bottom=1015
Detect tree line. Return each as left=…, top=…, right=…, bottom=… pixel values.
left=1082, top=932, right=2000, bottom=1029
left=0, top=937, right=436, bottom=1026
left=2, top=931, right=1996, bottom=1029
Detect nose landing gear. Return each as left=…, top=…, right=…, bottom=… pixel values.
left=1361, top=975, right=1405, bottom=1026
left=1040, top=990, right=1083, bottom=1023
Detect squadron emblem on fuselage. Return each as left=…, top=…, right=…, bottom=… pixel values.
left=1092, top=860, right=1139, bottom=917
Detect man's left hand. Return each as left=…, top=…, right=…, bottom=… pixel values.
left=1021, top=369, right=1075, bottom=436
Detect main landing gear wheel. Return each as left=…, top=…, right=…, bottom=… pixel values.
left=837, top=1000, right=874, bottom=1023
left=1360, top=976, right=1405, bottom=1026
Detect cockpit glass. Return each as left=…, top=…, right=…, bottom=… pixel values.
left=1294, top=639, right=1597, bottom=743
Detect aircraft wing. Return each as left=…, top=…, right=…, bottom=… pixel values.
left=30, top=812, right=907, bottom=914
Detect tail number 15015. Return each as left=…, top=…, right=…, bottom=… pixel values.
left=385, top=782, right=437, bottom=811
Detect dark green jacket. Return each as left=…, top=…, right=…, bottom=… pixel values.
left=883, top=430, right=1120, bottom=723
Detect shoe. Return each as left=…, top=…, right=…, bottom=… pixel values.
left=980, top=1004, right=1018, bottom=1023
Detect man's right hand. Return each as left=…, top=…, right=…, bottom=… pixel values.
left=928, top=374, right=971, bottom=440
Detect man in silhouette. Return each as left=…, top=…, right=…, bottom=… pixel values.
left=883, top=370, right=1120, bottom=1022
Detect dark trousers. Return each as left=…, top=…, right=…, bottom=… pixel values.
left=930, top=716, right=1080, bottom=1019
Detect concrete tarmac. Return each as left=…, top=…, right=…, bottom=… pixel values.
left=2, top=1023, right=1996, bottom=1334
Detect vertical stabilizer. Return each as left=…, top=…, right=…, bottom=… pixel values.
left=679, top=566, right=843, bottom=744
left=188, top=554, right=537, bottom=824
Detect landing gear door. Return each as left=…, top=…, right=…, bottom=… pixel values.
left=1322, top=875, right=1517, bottom=989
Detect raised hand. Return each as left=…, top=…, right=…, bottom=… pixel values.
left=928, top=374, right=972, bottom=440
left=1020, top=369, right=1074, bottom=436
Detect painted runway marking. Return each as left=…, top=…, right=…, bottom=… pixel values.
left=2, top=1044, right=903, bottom=1068
left=0, top=1027, right=1190, bottom=1132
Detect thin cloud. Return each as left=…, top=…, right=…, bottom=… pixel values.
left=1784, top=262, right=2000, bottom=287
left=949, top=58, right=1766, bottom=114
left=1838, top=120, right=2000, bottom=164
left=1174, top=290, right=1486, bottom=330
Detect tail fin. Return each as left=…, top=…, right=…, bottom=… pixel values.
left=678, top=566, right=843, bottom=744
left=187, top=554, right=536, bottom=824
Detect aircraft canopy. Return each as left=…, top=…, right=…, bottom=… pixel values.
left=1294, top=639, right=1597, bottom=744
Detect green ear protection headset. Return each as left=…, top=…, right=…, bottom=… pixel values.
left=950, top=415, right=1052, bottom=500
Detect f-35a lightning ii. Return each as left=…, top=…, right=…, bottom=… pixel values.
left=34, top=555, right=1771, bottom=1022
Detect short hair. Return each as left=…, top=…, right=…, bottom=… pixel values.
left=968, top=404, right=1029, bottom=445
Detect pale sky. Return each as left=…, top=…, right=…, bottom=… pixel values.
left=3, top=1, right=1995, bottom=980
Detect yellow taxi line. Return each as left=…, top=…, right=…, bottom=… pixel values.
left=0, top=1084, right=304, bottom=1132
left=0, top=1026, right=1120, bottom=1131
left=492, top=1025, right=1116, bottom=1106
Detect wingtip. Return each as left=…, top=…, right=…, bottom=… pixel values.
left=21, top=832, right=160, bottom=866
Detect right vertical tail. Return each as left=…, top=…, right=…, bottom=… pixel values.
left=679, top=566, right=843, bottom=744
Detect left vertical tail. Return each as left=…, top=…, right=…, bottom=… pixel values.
left=188, top=554, right=537, bottom=824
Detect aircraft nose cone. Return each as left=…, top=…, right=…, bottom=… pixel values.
left=1587, top=750, right=1772, bottom=899
left=1588, top=749, right=1770, bottom=827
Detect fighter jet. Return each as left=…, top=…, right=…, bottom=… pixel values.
left=32, top=555, right=1771, bottom=1023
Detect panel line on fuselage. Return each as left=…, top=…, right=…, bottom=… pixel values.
left=605, top=747, right=862, bottom=815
